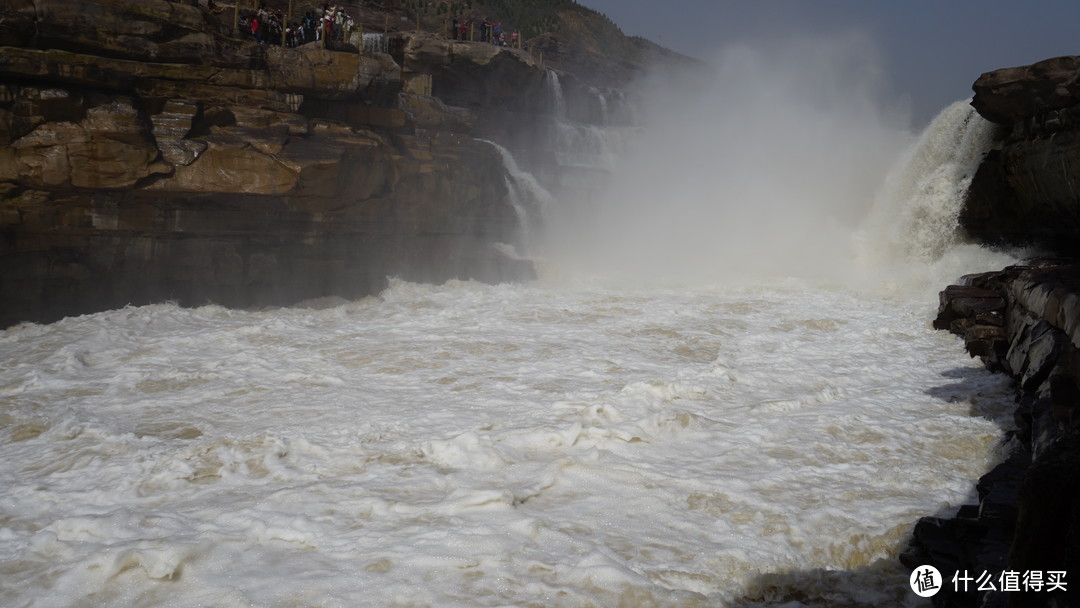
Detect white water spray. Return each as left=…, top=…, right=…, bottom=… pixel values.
left=548, top=36, right=912, bottom=283
left=362, top=32, right=389, bottom=54
left=478, top=139, right=556, bottom=254
left=545, top=69, right=568, bottom=120
left=859, top=100, right=1002, bottom=264
left=544, top=70, right=625, bottom=173
left=542, top=35, right=1019, bottom=289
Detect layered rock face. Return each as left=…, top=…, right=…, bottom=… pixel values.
left=963, top=56, right=1080, bottom=256
left=920, top=263, right=1080, bottom=608
left=0, top=0, right=566, bottom=327
left=905, top=57, right=1080, bottom=608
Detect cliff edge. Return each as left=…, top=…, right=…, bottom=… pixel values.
left=963, top=56, right=1080, bottom=257
left=906, top=57, right=1080, bottom=608
left=0, top=0, right=681, bottom=327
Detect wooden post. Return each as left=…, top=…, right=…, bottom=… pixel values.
left=280, top=0, right=290, bottom=47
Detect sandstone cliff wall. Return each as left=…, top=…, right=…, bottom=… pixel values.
left=0, top=0, right=579, bottom=327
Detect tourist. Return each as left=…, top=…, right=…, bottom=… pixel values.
left=333, top=8, right=347, bottom=43
left=322, top=6, right=335, bottom=44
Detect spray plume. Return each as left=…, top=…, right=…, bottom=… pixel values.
left=541, top=32, right=1016, bottom=290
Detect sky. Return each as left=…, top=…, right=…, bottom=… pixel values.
left=574, top=0, right=1080, bottom=126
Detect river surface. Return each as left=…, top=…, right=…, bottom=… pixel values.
left=1, top=275, right=1015, bottom=606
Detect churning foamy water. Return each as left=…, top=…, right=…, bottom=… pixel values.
left=0, top=276, right=1015, bottom=607
left=0, top=37, right=1023, bottom=607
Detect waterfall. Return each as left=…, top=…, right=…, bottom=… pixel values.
left=553, top=122, right=622, bottom=172
left=543, top=70, right=626, bottom=174
left=859, top=100, right=1000, bottom=264
left=477, top=139, right=556, bottom=254
left=546, top=70, right=568, bottom=120
left=363, top=33, right=389, bottom=55
left=593, top=88, right=609, bottom=125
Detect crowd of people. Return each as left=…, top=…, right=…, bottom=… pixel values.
left=451, top=17, right=519, bottom=48
left=225, top=3, right=522, bottom=52
left=238, top=3, right=357, bottom=48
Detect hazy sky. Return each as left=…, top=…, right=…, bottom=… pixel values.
left=575, top=0, right=1080, bottom=126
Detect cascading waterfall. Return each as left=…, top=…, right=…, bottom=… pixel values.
left=545, top=69, right=568, bottom=119
left=477, top=139, right=556, bottom=254
left=553, top=123, right=623, bottom=172
left=478, top=71, right=630, bottom=259
left=545, top=70, right=624, bottom=173
left=546, top=39, right=1019, bottom=288
left=858, top=100, right=1002, bottom=264
left=593, top=87, right=609, bottom=124
left=363, top=32, right=389, bottom=54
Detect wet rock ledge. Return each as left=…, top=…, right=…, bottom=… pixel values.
left=902, top=262, right=1080, bottom=607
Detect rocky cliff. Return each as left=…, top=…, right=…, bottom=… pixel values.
left=918, top=262, right=1080, bottom=608
left=0, top=0, right=665, bottom=327
left=962, top=56, right=1080, bottom=257
left=905, top=58, right=1080, bottom=608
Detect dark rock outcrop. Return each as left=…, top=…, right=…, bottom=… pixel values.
left=910, top=262, right=1080, bottom=607
left=963, top=57, right=1080, bottom=257
left=919, top=53, right=1080, bottom=607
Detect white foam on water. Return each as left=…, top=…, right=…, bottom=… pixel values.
left=1, top=277, right=1016, bottom=606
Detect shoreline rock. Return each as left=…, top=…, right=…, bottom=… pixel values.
left=907, top=262, right=1080, bottom=607
left=914, top=53, right=1080, bottom=605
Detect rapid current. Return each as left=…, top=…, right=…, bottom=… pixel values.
left=1, top=42, right=1026, bottom=607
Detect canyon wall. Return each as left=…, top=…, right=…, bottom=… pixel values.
left=0, top=0, right=662, bottom=327
left=908, top=57, right=1080, bottom=608
left=962, top=56, right=1080, bottom=257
